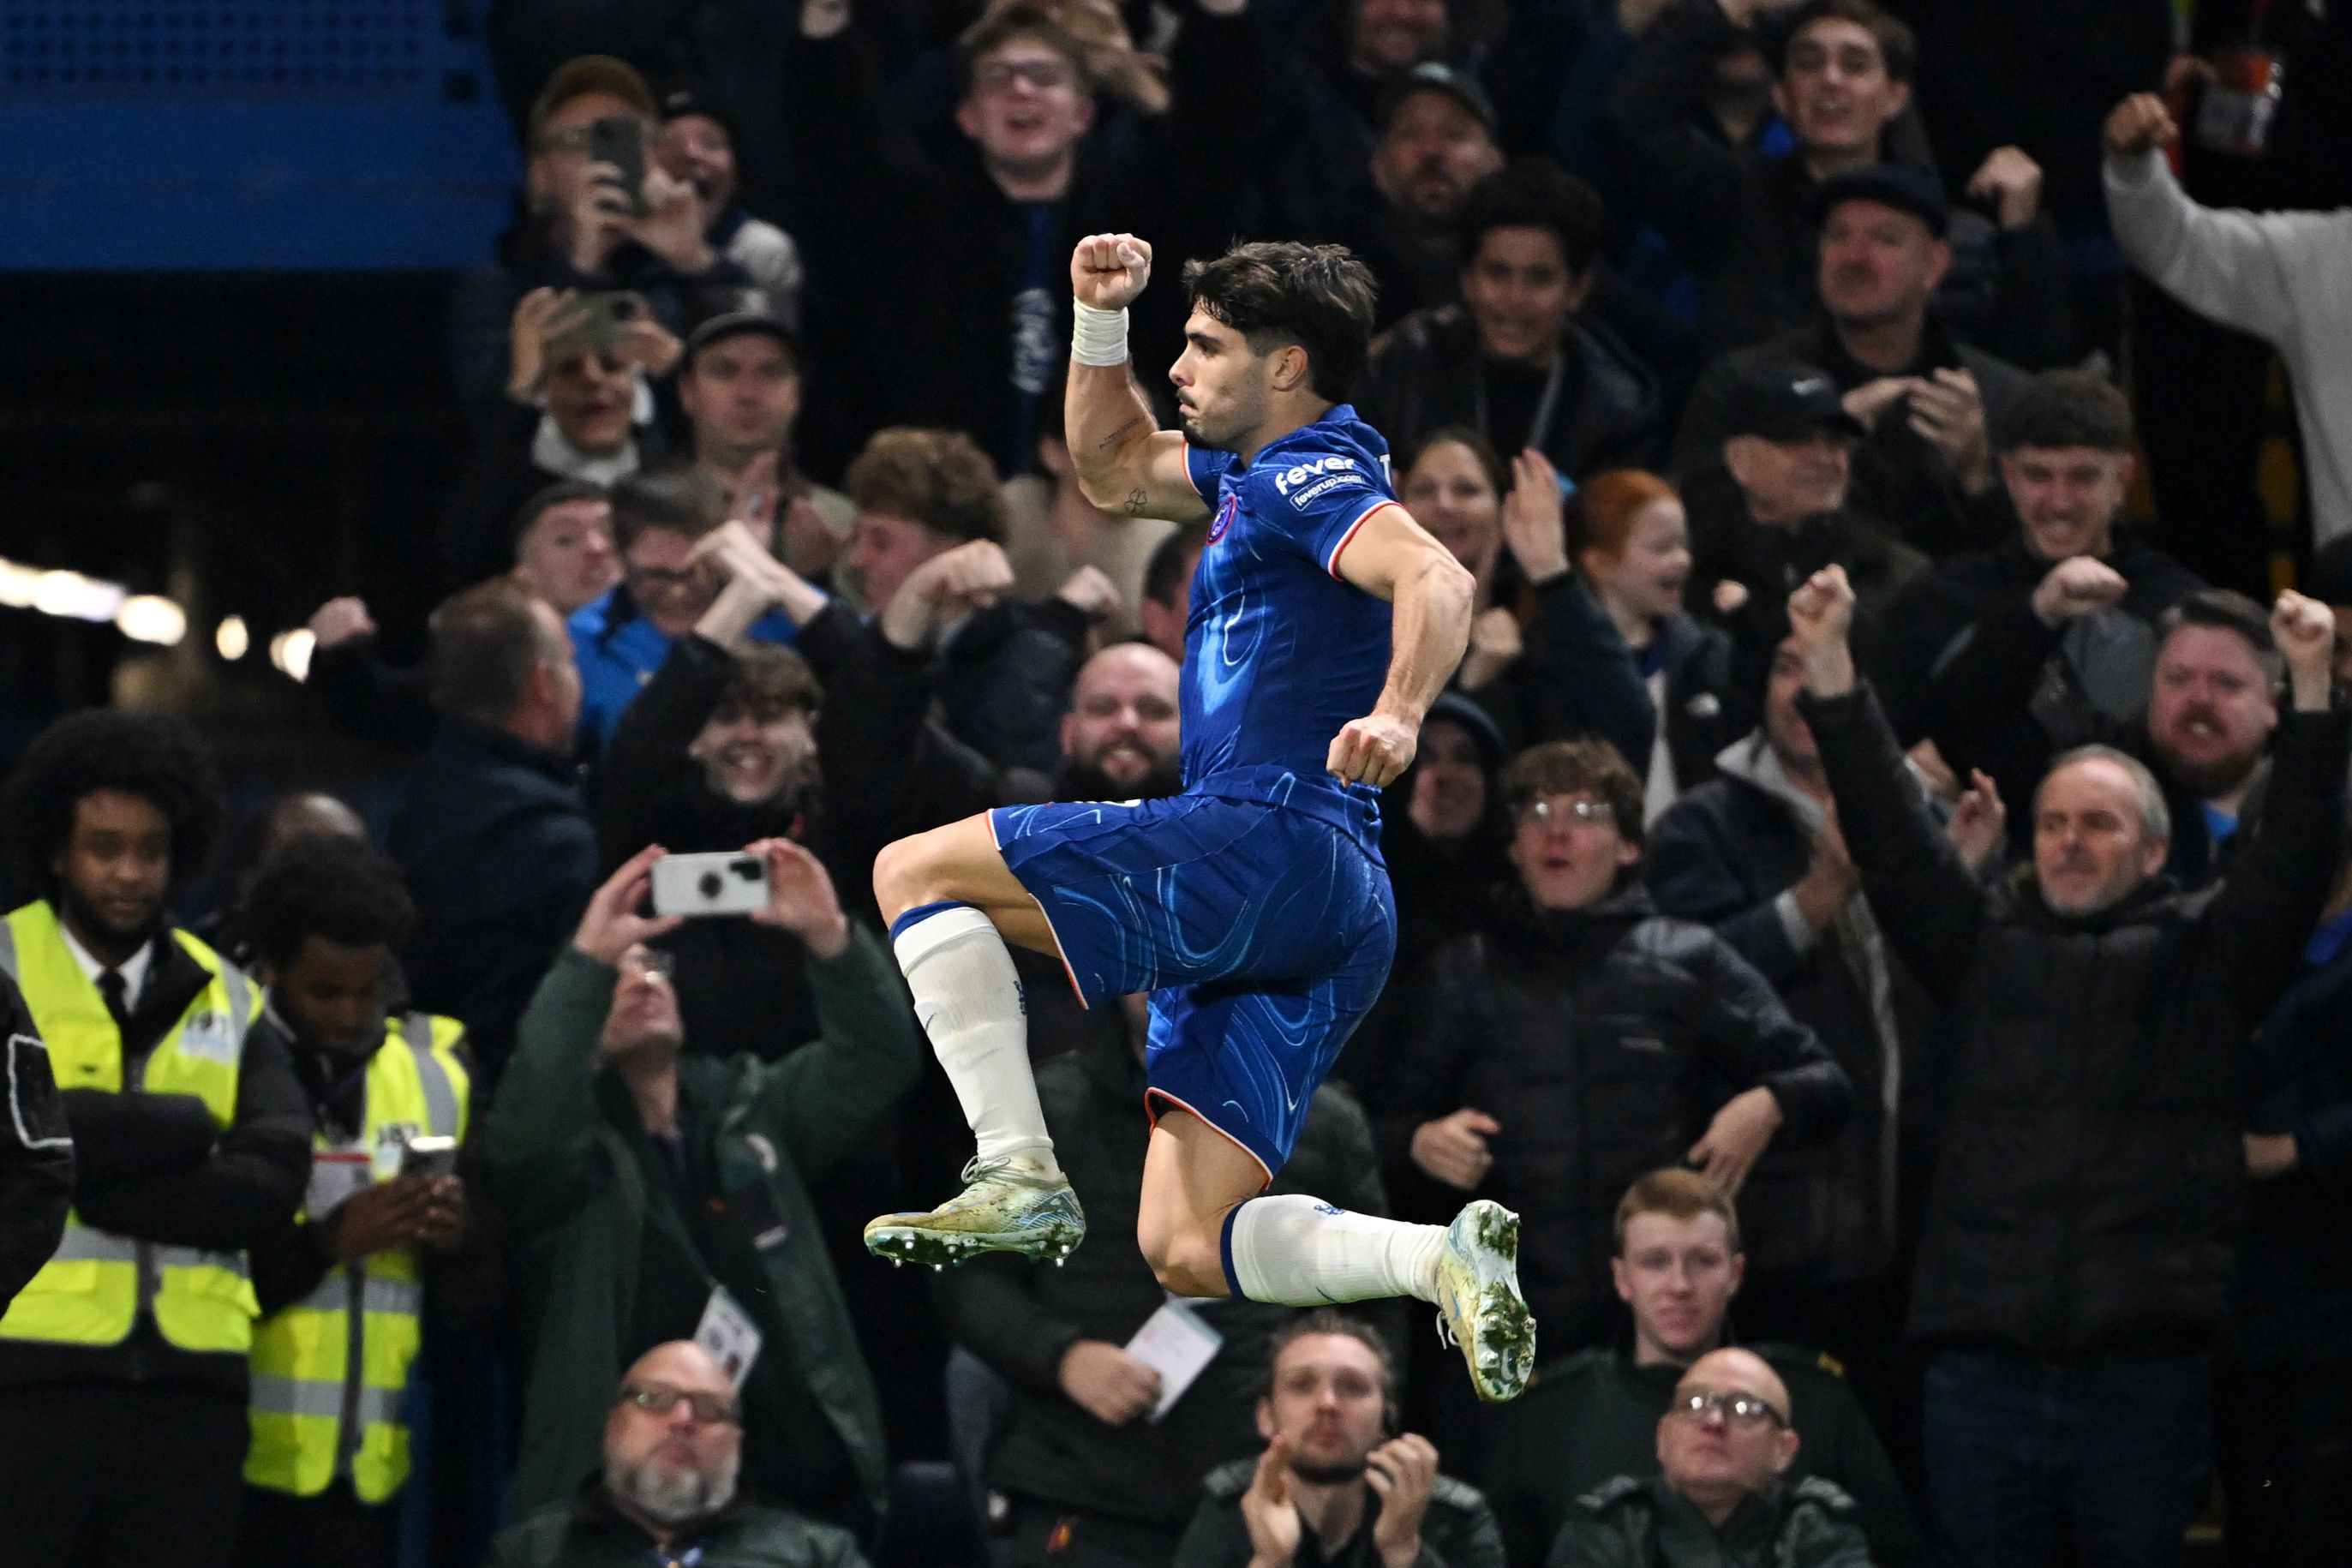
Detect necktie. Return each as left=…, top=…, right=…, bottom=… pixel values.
left=98, top=969, right=131, bottom=1031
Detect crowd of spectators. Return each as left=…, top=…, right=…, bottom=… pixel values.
left=3, top=0, right=2350, bottom=1565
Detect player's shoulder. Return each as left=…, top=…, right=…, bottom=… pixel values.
left=1240, top=412, right=1394, bottom=514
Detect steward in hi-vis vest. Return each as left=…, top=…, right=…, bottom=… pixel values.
left=0, top=709, right=310, bottom=1568
left=234, top=832, right=477, bottom=1568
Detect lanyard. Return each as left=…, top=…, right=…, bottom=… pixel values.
left=1472, top=352, right=1566, bottom=458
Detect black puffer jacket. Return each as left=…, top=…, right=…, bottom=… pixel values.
left=1803, top=684, right=2351, bottom=1353
left=1356, top=307, right=1667, bottom=483
left=1377, top=884, right=1851, bottom=1346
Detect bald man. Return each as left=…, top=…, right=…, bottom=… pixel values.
left=486, top=1340, right=875, bottom=1568
left=191, top=791, right=374, bottom=967
left=1058, top=642, right=1182, bottom=801
left=1549, top=1347, right=1873, bottom=1565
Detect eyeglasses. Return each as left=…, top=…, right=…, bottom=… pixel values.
left=625, top=561, right=708, bottom=591
left=1669, top=1389, right=1788, bottom=1429
left=1513, top=796, right=1615, bottom=829
left=617, top=1384, right=739, bottom=1425
left=974, top=58, right=1076, bottom=93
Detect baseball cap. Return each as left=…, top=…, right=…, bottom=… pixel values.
left=1814, top=163, right=1949, bottom=236
left=684, top=290, right=801, bottom=368
left=527, top=55, right=656, bottom=144
left=659, top=86, right=739, bottom=147
left=1379, top=63, right=1499, bottom=141
left=1720, top=359, right=1865, bottom=441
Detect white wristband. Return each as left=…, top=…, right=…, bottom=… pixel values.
left=1071, top=302, right=1130, bottom=368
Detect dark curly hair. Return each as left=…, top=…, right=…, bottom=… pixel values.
left=243, top=835, right=416, bottom=972
left=3, top=709, right=224, bottom=901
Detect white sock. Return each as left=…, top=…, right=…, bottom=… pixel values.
left=1221, top=1194, right=1445, bottom=1305
left=891, top=903, right=1057, bottom=1174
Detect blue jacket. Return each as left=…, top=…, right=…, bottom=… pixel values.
left=568, top=586, right=803, bottom=749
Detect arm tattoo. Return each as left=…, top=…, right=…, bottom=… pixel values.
left=1096, top=417, right=1143, bottom=451
left=1123, top=489, right=1152, bottom=516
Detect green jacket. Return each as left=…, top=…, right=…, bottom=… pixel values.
left=483, top=932, right=920, bottom=1522
left=1485, top=1345, right=1921, bottom=1568
left=1174, top=1458, right=1506, bottom=1568
left=1546, top=1475, right=1874, bottom=1568
left=484, top=1487, right=873, bottom=1568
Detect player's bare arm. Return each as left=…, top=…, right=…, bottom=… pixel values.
left=1328, top=505, right=1475, bottom=787
left=1065, top=233, right=1214, bottom=526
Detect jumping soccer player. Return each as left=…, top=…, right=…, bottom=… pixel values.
left=865, top=234, right=1535, bottom=1400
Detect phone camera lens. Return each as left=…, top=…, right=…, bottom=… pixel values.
left=698, top=871, right=722, bottom=899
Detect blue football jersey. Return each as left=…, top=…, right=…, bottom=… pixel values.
left=1180, top=404, right=1398, bottom=837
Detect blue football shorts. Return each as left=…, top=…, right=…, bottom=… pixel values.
left=989, top=790, right=1397, bottom=1179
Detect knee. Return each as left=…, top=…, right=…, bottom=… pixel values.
left=871, top=835, right=941, bottom=925
left=1137, top=1212, right=1230, bottom=1298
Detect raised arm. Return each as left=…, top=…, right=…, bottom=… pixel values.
left=1329, top=506, right=1478, bottom=787
left=1065, top=234, right=1215, bottom=525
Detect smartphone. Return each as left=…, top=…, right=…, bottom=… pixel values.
left=544, top=290, right=645, bottom=360
left=650, top=851, right=772, bottom=919
left=401, top=1135, right=459, bottom=1180
left=588, top=113, right=652, bottom=218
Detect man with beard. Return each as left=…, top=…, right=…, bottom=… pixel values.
left=1173, top=1312, right=1504, bottom=1568
left=1335, top=65, right=1507, bottom=328
left=0, top=710, right=309, bottom=1567
left=1786, top=564, right=2347, bottom=1567
left=484, top=846, right=919, bottom=1530
left=2137, top=591, right=2295, bottom=889
left=485, top=1341, right=872, bottom=1568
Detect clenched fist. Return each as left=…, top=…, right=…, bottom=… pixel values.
left=1327, top=712, right=1418, bottom=787
left=1073, top=234, right=1153, bottom=311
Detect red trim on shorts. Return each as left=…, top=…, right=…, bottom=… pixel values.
left=1326, top=499, right=1409, bottom=578
left=990, top=811, right=1092, bottom=1010
left=1144, top=1087, right=1275, bottom=1191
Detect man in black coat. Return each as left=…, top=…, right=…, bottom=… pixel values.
left=934, top=1001, right=1391, bottom=1568
left=1597, top=0, right=2071, bottom=367
left=1374, top=738, right=1850, bottom=1355
left=1875, top=370, right=2205, bottom=850
left=391, top=580, right=599, bottom=1086
left=0, top=973, right=69, bottom=1315
left=1358, top=162, right=1668, bottom=482
left=1783, top=560, right=2349, bottom=1568
left=781, top=0, right=1271, bottom=477
left=1672, top=165, right=2030, bottom=558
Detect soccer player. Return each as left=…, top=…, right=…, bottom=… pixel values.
left=865, top=234, right=1537, bottom=1400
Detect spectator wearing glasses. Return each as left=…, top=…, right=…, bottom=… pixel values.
left=570, top=471, right=817, bottom=750
left=782, top=0, right=1273, bottom=477
left=1547, top=1348, right=1875, bottom=1567
left=1376, top=740, right=1849, bottom=1363
left=1487, top=1172, right=1924, bottom=1567
left=484, top=1340, right=873, bottom=1568
left=482, top=845, right=919, bottom=1534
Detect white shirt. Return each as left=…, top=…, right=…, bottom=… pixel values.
left=58, top=920, right=154, bottom=1014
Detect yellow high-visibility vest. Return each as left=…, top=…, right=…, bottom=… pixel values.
left=245, top=1012, right=470, bottom=1503
left=0, top=901, right=260, bottom=1354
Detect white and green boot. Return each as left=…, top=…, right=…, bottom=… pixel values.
left=864, top=1156, right=1086, bottom=1270
left=1434, top=1199, right=1536, bottom=1402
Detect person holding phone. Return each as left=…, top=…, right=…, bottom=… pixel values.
left=482, top=841, right=919, bottom=1536
left=234, top=835, right=475, bottom=1568
left=449, top=55, right=751, bottom=447
left=1173, top=1312, right=1505, bottom=1568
